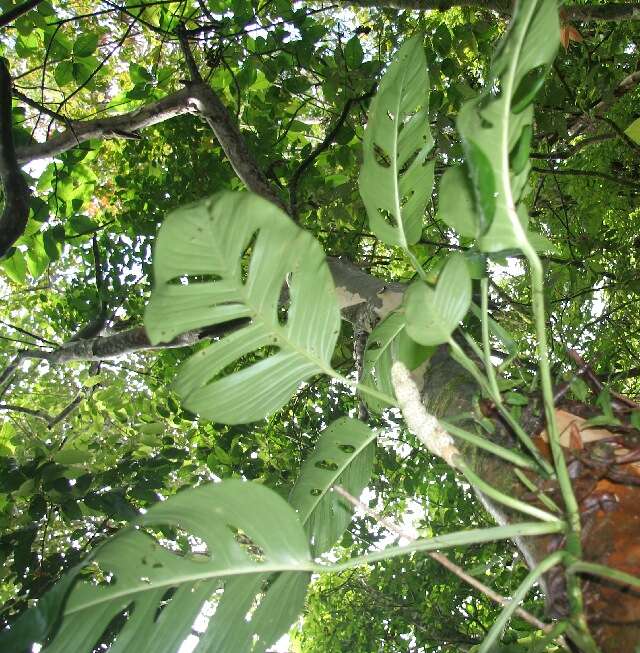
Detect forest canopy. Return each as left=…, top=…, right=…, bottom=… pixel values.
left=1, top=0, right=640, bottom=651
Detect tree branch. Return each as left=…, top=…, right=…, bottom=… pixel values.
left=15, top=86, right=196, bottom=164
left=15, top=82, right=286, bottom=211
left=0, top=0, right=43, bottom=28
left=569, top=70, right=640, bottom=136
left=340, top=0, right=640, bottom=21
left=531, top=165, right=640, bottom=189
left=0, top=59, right=31, bottom=258
left=289, top=89, right=374, bottom=220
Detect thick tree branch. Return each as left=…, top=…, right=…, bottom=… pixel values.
left=0, top=0, right=43, bottom=28
left=15, top=87, right=196, bottom=164
left=0, top=59, right=31, bottom=258
left=15, top=82, right=286, bottom=211
left=187, top=84, right=287, bottom=211
left=340, top=0, right=640, bottom=21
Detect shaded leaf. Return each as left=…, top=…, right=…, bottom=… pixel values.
left=404, top=254, right=471, bottom=346
left=31, top=481, right=312, bottom=653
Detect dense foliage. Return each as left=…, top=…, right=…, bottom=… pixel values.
left=1, top=0, right=640, bottom=651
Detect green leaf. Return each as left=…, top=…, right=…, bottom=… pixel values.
left=1, top=248, right=27, bottom=284
left=69, top=215, right=97, bottom=235
left=53, top=448, right=92, bottom=465
left=456, top=0, right=559, bottom=252
left=404, top=253, right=471, bottom=346
left=289, top=418, right=375, bottom=555
left=624, top=116, right=640, bottom=144
left=437, top=164, right=479, bottom=238
left=359, top=34, right=434, bottom=248
left=73, top=34, right=99, bottom=57
left=25, top=234, right=50, bottom=280
left=344, top=36, right=364, bottom=68
left=145, top=192, right=340, bottom=424
left=432, top=24, right=452, bottom=56
left=361, top=311, right=434, bottom=413
left=54, top=60, right=74, bottom=87
left=25, top=481, right=312, bottom=653
left=0, top=563, right=83, bottom=652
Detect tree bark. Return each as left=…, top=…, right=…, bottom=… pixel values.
left=340, top=0, right=640, bottom=21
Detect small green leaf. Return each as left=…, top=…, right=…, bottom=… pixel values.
left=53, top=448, right=92, bottom=465
left=432, top=24, right=452, bottom=56
left=361, top=311, right=434, bottom=413
left=69, top=215, right=97, bottom=234
left=404, top=254, right=472, bottom=346
left=54, top=60, right=74, bottom=86
left=437, top=165, right=479, bottom=238
left=344, top=36, right=364, bottom=68
left=73, top=33, right=99, bottom=57
left=624, top=116, right=640, bottom=144
left=1, top=249, right=27, bottom=284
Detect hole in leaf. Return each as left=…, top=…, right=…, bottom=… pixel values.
left=79, top=561, right=116, bottom=586
left=138, top=526, right=210, bottom=560
left=154, top=586, right=177, bottom=622
left=314, top=459, right=339, bottom=472
left=310, top=488, right=323, bottom=496
left=228, top=525, right=265, bottom=563
left=373, top=143, right=391, bottom=168
left=167, top=272, right=222, bottom=285
left=277, top=277, right=291, bottom=327
left=338, top=444, right=356, bottom=454
left=241, top=229, right=260, bottom=283
left=94, top=602, right=135, bottom=649
left=376, top=208, right=398, bottom=229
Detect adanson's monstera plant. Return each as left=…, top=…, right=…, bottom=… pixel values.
left=4, top=2, right=639, bottom=651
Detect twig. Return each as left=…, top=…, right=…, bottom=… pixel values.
left=531, top=166, right=640, bottom=190
left=332, top=484, right=561, bottom=638
left=176, top=23, right=203, bottom=83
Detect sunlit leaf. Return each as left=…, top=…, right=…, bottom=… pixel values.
left=289, top=417, right=376, bottom=555
left=145, top=192, right=340, bottom=424
left=359, top=35, right=434, bottom=248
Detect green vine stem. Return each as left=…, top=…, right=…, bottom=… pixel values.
left=448, top=337, right=553, bottom=476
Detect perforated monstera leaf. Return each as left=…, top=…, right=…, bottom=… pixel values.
left=289, top=418, right=375, bottom=555
left=145, top=192, right=341, bottom=424
left=36, top=481, right=313, bottom=653
left=361, top=311, right=434, bottom=414
left=451, top=0, right=558, bottom=252
left=359, top=34, right=434, bottom=248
